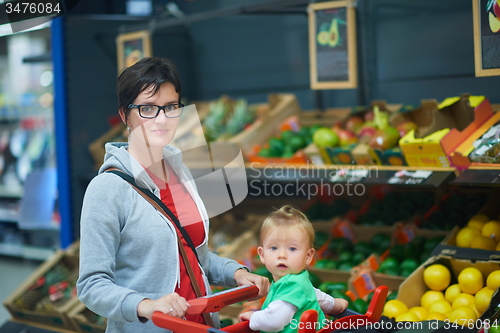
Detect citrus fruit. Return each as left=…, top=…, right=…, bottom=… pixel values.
left=428, top=300, right=452, bottom=314
left=425, top=312, right=448, bottom=321
left=449, top=306, right=477, bottom=328
left=445, top=284, right=462, bottom=303
left=424, top=264, right=451, bottom=291
left=383, top=299, right=409, bottom=319
left=408, top=306, right=428, bottom=320
left=487, top=270, right=500, bottom=290
left=458, top=267, right=484, bottom=294
left=395, top=312, right=419, bottom=322
left=312, top=127, right=339, bottom=147
left=475, top=287, right=494, bottom=314
left=467, top=214, right=489, bottom=230
left=452, top=293, right=476, bottom=310
left=482, top=220, right=500, bottom=242
left=456, top=227, right=480, bottom=248
left=421, top=290, right=445, bottom=309
left=470, top=235, right=496, bottom=251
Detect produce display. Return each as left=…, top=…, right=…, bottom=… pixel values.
left=454, top=215, right=500, bottom=251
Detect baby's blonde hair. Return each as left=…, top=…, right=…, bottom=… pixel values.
left=260, top=205, right=315, bottom=248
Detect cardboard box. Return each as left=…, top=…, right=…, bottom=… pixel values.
left=68, top=302, right=106, bottom=333
left=3, top=251, right=80, bottom=331
left=397, top=255, right=500, bottom=313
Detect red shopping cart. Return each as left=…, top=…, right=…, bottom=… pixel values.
left=152, top=285, right=388, bottom=333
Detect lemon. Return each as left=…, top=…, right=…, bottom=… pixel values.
left=428, top=300, right=452, bottom=314
left=487, top=270, right=500, bottom=290
left=408, top=306, right=428, bottom=320
left=425, top=312, right=448, bottom=321
left=383, top=299, right=409, bottom=319
left=470, top=235, right=497, bottom=250
left=467, top=214, right=489, bottom=230
left=449, top=306, right=477, bottom=328
left=421, top=290, right=445, bottom=309
left=456, top=227, right=481, bottom=248
left=458, top=267, right=484, bottom=294
left=482, top=221, right=500, bottom=242
left=445, top=284, right=462, bottom=303
left=452, top=293, right=476, bottom=309
left=395, top=312, right=419, bottom=322
left=424, top=264, right=451, bottom=291
left=475, top=287, right=494, bottom=314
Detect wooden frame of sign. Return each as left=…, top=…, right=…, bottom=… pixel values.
left=308, top=0, right=358, bottom=89
left=473, top=0, right=500, bottom=77
left=116, top=30, right=152, bottom=74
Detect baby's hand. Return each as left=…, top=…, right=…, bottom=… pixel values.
left=239, top=310, right=255, bottom=322
left=331, top=298, right=349, bottom=314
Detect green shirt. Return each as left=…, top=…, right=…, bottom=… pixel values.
left=261, top=270, right=326, bottom=333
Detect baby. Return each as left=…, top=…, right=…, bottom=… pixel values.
left=239, top=205, right=348, bottom=332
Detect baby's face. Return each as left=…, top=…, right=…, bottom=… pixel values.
left=257, top=225, right=314, bottom=282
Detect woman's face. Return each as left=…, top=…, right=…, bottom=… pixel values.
left=122, top=82, right=180, bottom=149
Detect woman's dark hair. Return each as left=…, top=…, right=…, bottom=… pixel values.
left=117, top=57, right=182, bottom=122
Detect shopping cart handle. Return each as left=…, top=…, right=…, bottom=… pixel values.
left=187, top=285, right=260, bottom=315
left=332, top=308, right=360, bottom=319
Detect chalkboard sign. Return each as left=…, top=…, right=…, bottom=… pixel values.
left=308, top=1, right=357, bottom=89
left=473, top=0, right=500, bottom=77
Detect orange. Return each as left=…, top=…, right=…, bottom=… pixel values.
left=383, top=299, right=408, bottom=319
left=452, top=293, right=476, bottom=310
left=445, top=284, right=462, bottom=303
left=425, top=312, right=448, bottom=321
left=482, top=220, right=500, bottom=242
left=395, top=312, right=419, bottom=322
left=449, top=306, right=477, bottom=328
left=424, top=264, right=451, bottom=291
left=487, top=270, right=500, bottom=290
left=467, top=214, right=489, bottom=230
left=456, top=227, right=481, bottom=248
left=475, top=287, right=494, bottom=314
left=470, top=235, right=496, bottom=251
left=408, top=306, right=428, bottom=320
left=428, top=300, right=452, bottom=314
left=458, top=267, right=484, bottom=294
left=421, top=290, right=445, bottom=309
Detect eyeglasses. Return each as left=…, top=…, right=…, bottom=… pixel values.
left=128, top=103, right=184, bottom=119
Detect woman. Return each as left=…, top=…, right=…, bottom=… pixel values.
left=77, top=57, right=269, bottom=332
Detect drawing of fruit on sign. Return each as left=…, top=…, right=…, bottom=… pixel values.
left=489, top=0, right=500, bottom=33
left=317, top=18, right=341, bottom=47
left=490, top=12, right=500, bottom=33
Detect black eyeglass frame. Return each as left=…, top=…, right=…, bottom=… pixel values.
left=128, top=103, right=184, bottom=119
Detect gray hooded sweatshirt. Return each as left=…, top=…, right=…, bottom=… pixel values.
left=77, top=142, right=246, bottom=332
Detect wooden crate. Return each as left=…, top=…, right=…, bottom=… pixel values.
left=3, top=251, right=80, bottom=331
left=67, top=302, right=106, bottom=333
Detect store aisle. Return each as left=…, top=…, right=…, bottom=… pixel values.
left=0, top=256, right=40, bottom=325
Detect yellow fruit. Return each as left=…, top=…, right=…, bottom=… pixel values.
left=395, top=312, right=419, bottom=322
left=449, top=306, right=477, bottom=328
left=475, top=287, right=494, bottom=314
left=487, top=270, right=500, bottom=290
left=408, top=306, right=428, bottom=320
left=458, top=267, right=484, bottom=294
left=452, top=293, right=476, bottom=310
left=445, top=284, right=462, bottom=303
left=456, top=227, right=481, bottom=248
left=425, top=312, right=448, bottom=321
left=467, top=214, right=489, bottom=230
left=470, top=235, right=497, bottom=251
left=428, top=300, right=452, bottom=314
left=383, top=299, right=409, bottom=319
left=482, top=220, right=500, bottom=242
left=421, top=290, right=445, bottom=309
left=424, top=264, right=451, bottom=291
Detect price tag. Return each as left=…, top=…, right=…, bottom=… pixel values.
left=330, top=169, right=368, bottom=183
left=388, top=170, right=433, bottom=185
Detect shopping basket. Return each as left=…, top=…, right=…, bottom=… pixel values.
left=152, top=284, right=388, bottom=333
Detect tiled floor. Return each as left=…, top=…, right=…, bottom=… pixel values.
left=0, top=256, right=40, bottom=325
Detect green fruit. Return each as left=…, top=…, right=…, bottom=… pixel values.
left=352, top=252, right=367, bottom=265
left=338, top=261, right=354, bottom=271
left=366, top=291, right=374, bottom=304
left=400, top=258, right=419, bottom=272
left=352, top=298, right=368, bottom=314
left=400, top=268, right=413, bottom=277
left=268, top=137, right=284, bottom=154
left=314, top=231, right=329, bottom=249
left=280, top=130, right=294, bottom=143
left=314, top=259, right=337, bottom=270
left=288, top=135, right=307, bottom=151
left=354, top=241, right=373, bottom=256
left=338, top=251, right=353, bottom=263
left=379, top=257, right=399, bottom=271
left=386, top=291, right=398, bottom=301
left=330, top=290, right=351, bottom=302
left=281, top=145, right=295, bottom=158
left=312, top=127, right=339, bottom=147
left=309, top=272, right=322, bottom=288
left=319, top=281, right=348, bottom=294
left=381, top=267, right=400, bottom=276
left=258, top=148, right=272, bottom=157
left=309, top=125, right=322, bottom=137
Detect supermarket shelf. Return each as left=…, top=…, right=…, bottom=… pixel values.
left=245, top=163, right=457, bottom=188
left=0, top=243, right=55, bottom=261
left=452, top=168, right=500, bottom=186
left=0, top=184, right=23, bottom=198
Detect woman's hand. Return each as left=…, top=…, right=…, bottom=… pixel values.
left=137, top=293, right=190, bottom=320
left=234, top=269, right=270, bottom=299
